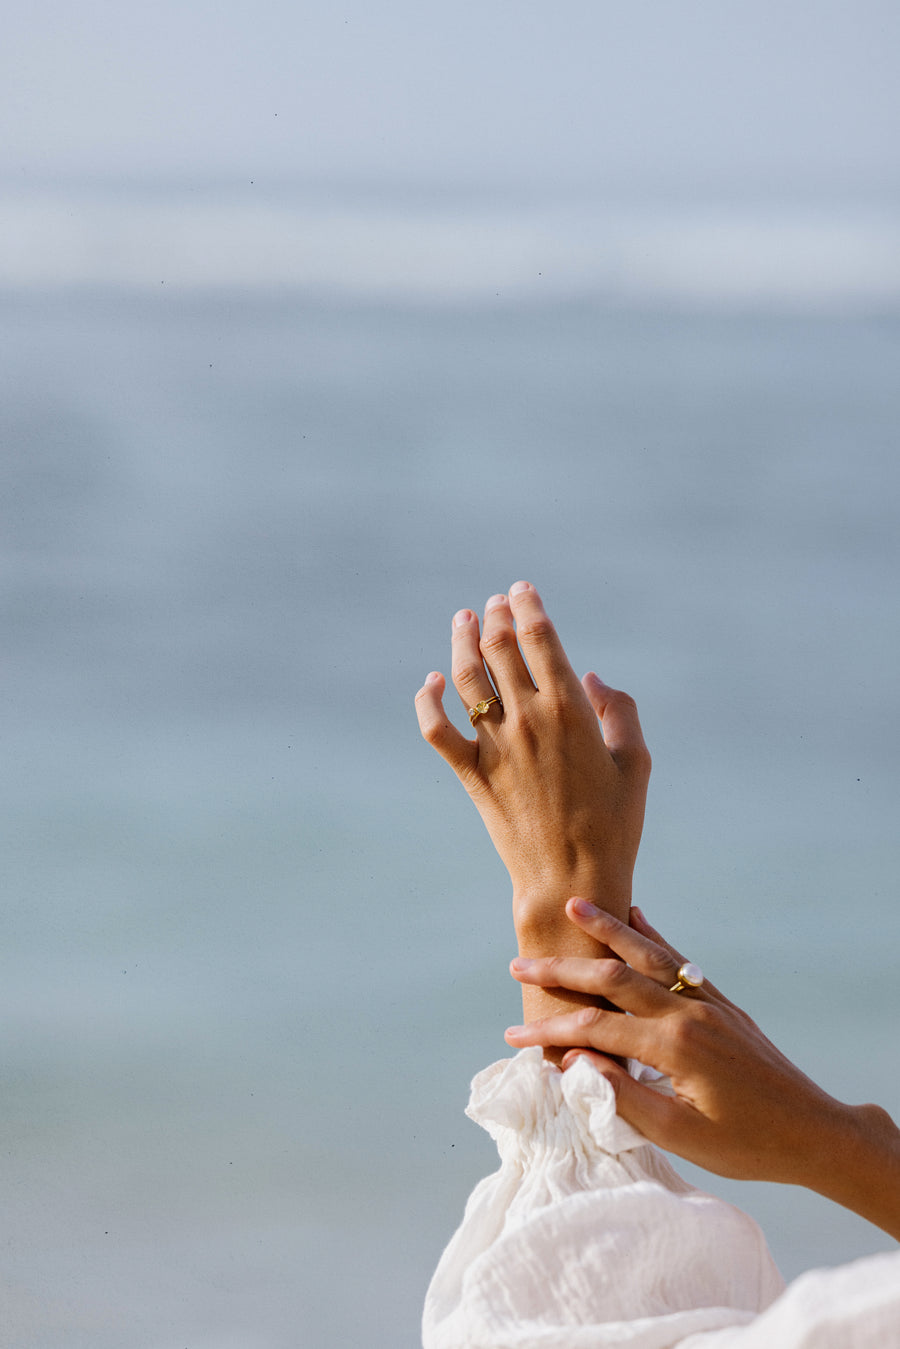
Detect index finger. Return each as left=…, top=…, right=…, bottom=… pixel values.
left=506, top=581, right=584, bottom=696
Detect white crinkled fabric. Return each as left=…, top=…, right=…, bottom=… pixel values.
left=423, top=1048, right=900, bottom=1348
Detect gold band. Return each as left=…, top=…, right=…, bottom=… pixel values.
left=468, top=696, right=502, bottom=726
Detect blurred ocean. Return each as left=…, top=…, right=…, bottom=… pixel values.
left=2, top=184, right=899, bottom=1348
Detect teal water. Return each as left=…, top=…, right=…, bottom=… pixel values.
left=2, top=288, right=899, bottom=1347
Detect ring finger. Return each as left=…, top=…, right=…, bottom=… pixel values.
left=567, top=901, right=721, bottom=1004
left=505, top=1004, right=651, bottom=1063
left=451, top=608, right=502, bottom=726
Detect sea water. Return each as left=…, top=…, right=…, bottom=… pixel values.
left=2, top=214, right=899, bottom=1346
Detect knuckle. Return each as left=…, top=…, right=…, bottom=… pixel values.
left=668, top=999, right=718, bottom=1050
left=515, top=613, right=554, bottom=645
left=417, top=709, right=444, bottom=744
left=689, top=999, right=719, bottom=1028
left=576, top=1006, right=605, bottom=1031
left=859, top=1102, right=895, bottom=1135
left=600, top=957, right=630, bottom=994
left=644, top=946, right=676, bottom=981
left=532, top=687, right=579, bottom=730
left=608, top=687, right=639, bottom=713
left=671, top=1003, right=712, bottom=1041
left=540, top=956, right=564, bottom=983
left=631, top=743, right=652, bottom=774
left=479, top=628, right=513, bottom=662
left=543, top=689, right=576, bottom=720
left=504, top=706, right=539, bottom=750
left=667, top=1014, right=698, bottom=1053
left=452, top=658, right=485, bottom=692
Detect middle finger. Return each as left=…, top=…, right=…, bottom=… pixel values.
left=511, top=954, right=673, bottom=1017
left=479, top=593, right=536, bottom=705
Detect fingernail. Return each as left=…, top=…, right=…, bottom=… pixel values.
left=504, top=1025, right=526, bottom=1038
left=425, top=670, right=442, bottom=684
left=509, top=580, right=531, bottom=596
left=631, top=905, right=648, bottom=928
left=510, top=957, right=534, bottom=972
left=571, top=897, right=599, bottom=917
left=453, top=609, right=473, bottom=628
left=485, top=593, right=506, bottom=611
left=561, top=1050, right=586, bottom=1069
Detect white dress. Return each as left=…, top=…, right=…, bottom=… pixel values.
left=423, top=1049, right=900, bottom=1348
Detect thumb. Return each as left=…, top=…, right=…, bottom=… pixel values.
left=582, top=674, right=651, bottom=779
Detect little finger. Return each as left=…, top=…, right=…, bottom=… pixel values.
left=567, top=1054, right=701, bottom=1157
left=415, top=671, right=478, bottom=778
left=561, top=1047, right=623, bottom=1073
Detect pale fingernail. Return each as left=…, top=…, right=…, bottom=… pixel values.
left=425, top=670, right=442, bottom=684
left=453, top=609, right=473, bottom=628
left=510, top=957, right=534, bottom=972
left=504, top=1025, right=526, bottom=1037
left=485, top=593, right=506, bottom=610
left=509, top=580, right=531, bottom=596
left=571, top=897, right=599, bottom=917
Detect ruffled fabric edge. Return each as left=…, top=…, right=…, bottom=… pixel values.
left=423, top=1050, right=786, bottom=1349
left=466, top=1047, right=676, bottom=1160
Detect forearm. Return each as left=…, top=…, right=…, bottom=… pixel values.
left=809, top=1103, right=900, bottom=1241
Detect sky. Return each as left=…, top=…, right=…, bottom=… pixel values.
left=3, top=0, right=899, bottom=197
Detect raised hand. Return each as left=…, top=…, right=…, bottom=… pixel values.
left=414, top=583, right=651, bottom=941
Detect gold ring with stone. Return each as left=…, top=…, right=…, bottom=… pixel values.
left=468, top=696, right=502, bottom=726
left=669, top=962, right=704, bottom=994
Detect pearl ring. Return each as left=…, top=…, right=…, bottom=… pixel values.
left=669, top=963, right=704, bottom=995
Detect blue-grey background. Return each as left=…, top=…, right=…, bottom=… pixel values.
left=2, top=3, right=899, bottom=1347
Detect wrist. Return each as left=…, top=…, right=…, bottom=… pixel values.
left=513, top=876, right=633, bottom=951
left=804, top=1100, right=900, bottom=1240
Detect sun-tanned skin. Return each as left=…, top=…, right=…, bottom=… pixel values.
left=416, top=581, right=900, bottom=1241
left=414, top=581, right=651, bottom=1029
left=505, top=899, right=900, bottom=1242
